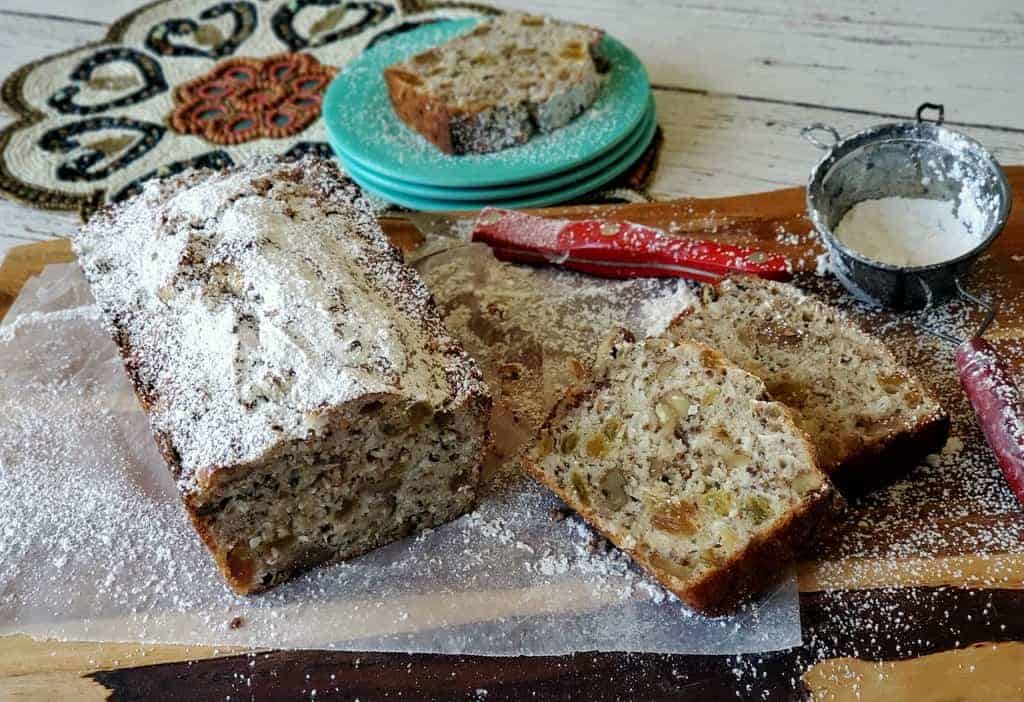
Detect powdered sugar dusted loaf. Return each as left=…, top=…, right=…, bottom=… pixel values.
left=384, top=13, right=606, bottom=154
left=73, top=157, right=491, bottom=594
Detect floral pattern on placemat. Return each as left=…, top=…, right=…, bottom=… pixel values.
left=0, top=0, right=658, bottom=219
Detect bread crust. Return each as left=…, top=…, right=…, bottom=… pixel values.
left=521, top=335, right=843, bottom=615
left=383, top=68, right=465, bottom=155
left=827, top=410, right=949, bottom=496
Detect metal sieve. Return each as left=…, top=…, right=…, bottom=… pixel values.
left=800, top=103, right=1022, bottom=507
left=802, top=102, right=1011, bottom=309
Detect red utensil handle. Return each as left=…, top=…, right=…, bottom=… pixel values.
left=471, top=208, right=791, bottom=283
left=956, top=337, right=1024, bottom=507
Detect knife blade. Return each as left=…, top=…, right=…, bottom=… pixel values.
left=404, top=208, right=791, bottom=283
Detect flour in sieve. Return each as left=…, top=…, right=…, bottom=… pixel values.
left=834, top=196, right=983, bottom=267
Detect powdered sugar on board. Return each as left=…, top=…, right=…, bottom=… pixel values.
left=0, top=263, right=797, bottom=654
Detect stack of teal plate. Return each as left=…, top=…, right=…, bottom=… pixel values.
left=322, top=19, right=655, bottom=211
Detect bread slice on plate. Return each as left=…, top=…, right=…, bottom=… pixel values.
left=384, top=13, right=606, bottom=155
left=668, top=276, right=949, bottom=495
left=521, top=330, right=842, bottom=614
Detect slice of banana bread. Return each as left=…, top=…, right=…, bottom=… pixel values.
left=384, top=13, right=606, bottom=155
left=73, top=157, right=491, bottom=594
left=522, top=331, right=842, bottom=614
left=668, top=276, right=949, bottom=494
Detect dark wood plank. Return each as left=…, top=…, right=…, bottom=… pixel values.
left=84, top=588, right=1024, bottom=701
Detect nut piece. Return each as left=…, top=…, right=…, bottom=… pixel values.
left=702, top=488, right=732, bottom=516
left=720, top=448, right=750, bottom=471
left=655, top=392, right=692, bottom=432
left=537, top=433, right=554, bottom=458
left=602, top=418, right=621, bottom=440
left=560, top=41, right=586, bottom=60
left=654, top=399, right=676, bottom=428
left=655, top=360, right=676, bottom=381
left=878, top=372, right=906, bottom=394
left=664, top=392, right=691, bottom=417
left=571, top=471, right=590, bottom=506
left=717, top=525, right=741, bottom=551
left=599, top=468, right=628, bottom=511
left=792, top=470, right=820, bottom=496
left=585, top=433, right=608, bottom=458
left=743, top=495, right=773, bottom=524
left=560, top=432, right=580, bottom=454
left=412, top=49, right=441, bottom=65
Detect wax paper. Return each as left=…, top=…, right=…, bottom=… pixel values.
left=0, top=258, right=800, bottom=654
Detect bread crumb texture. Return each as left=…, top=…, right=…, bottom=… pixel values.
left=524, top=332, right=838, bottom=610
left=670, top=276, right=948, bottom=483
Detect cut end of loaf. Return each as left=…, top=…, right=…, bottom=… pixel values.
left=522, top=331, right=842, bottom=613
left=190, top=393, right=488, bottom=594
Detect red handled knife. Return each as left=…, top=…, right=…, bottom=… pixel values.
left=404, top=208, right=791, bottom=283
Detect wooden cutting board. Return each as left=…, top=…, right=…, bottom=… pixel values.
left=3, top=169, right=1024, bottom=594
left=2, top=172, right=1023, bottom=701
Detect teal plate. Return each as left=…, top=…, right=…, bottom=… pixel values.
left=343, top=98, right=654, bottom=202
left=342, top=102, right=657, bottom=211
left=323, top=19, right=651, bottom=188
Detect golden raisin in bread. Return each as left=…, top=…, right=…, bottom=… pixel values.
left=73, top=157, right=491, bottom=595
left=384, top=13, right=606, bottom=155
left=522, top=331, right=842, bottom=614
left=668, top=276, right=949, bottom=494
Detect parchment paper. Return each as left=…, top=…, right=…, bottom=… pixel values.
left=0, top=257, right=800, bottom=654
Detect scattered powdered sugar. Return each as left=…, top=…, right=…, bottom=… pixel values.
left=10, top=204, right=1019, bottom=662
left=0, top=262, right=796, bottom=655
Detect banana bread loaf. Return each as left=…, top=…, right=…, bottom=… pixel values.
left=384, top=12, right=606, bottom=155
left=522, top=331, right=842, bottom=614
left=73, top=157, right=491, bottom=594
left=669, top=276, right=949, bottom=494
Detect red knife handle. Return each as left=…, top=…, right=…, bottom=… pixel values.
left=956, top=337, right=1024, bottom=507
left=471, top=208, right=790, bottom=282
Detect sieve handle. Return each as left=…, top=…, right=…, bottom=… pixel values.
left=915, top=102, right=945, bottom=125
left=800, top=123, right=841, bottom=151
left=956, top=337, right=1024, bottom=507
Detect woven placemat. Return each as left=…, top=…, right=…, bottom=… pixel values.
left=0, top=0, right=660, bottom=220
